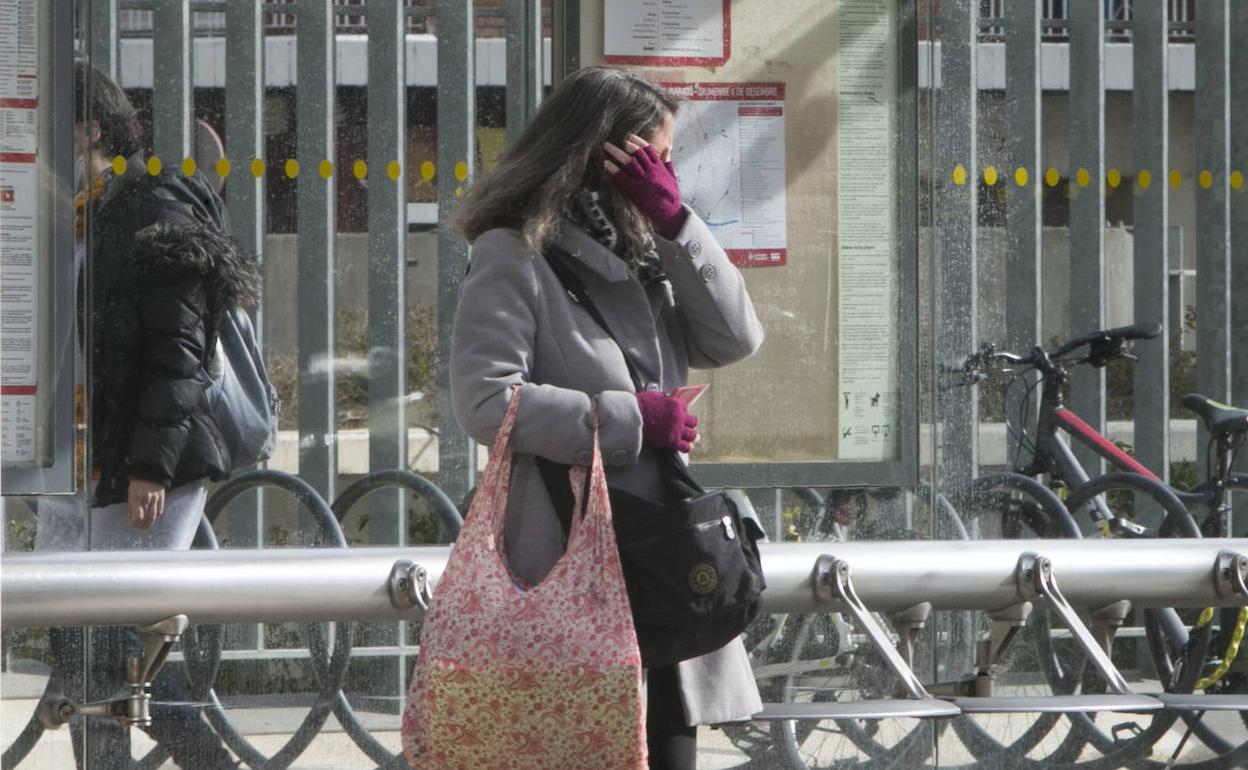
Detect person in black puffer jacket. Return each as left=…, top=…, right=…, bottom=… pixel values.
left=35, top=61, right=251, bottom=770
left=89, top=159, right=257, bottom=508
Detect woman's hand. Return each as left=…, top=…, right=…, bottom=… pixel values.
left=127, top=478, right=166, bottom=529
left=604, top=133, right=687, bottom=239
left=636, top=391, right=699, bottom=453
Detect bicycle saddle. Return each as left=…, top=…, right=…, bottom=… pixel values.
left=1181, top=393, right=1248, bottom=438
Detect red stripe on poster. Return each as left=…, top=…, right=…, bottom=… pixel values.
left=0, top=386, right=37, bottom=396
left=0, top=153, right=37, bottom=163
left=726, top=249, right=787, bottom=268
left=0, top=98, right=38, bottom=109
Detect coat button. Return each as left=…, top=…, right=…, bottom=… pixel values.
left=699, top=263, right=717, bottom=282
left=686, top=239, right=703, bottom=257
left=575, top=449, right=591, bottom=465
left=609, top=449, right=630, bottom=466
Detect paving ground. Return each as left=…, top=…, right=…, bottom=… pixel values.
left=3, top=671, right=1244, bottom=768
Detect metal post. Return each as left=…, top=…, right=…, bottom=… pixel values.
left=1067, top=0, right=1105, bottom=477
left=223, top=0, right=267, bottom=651
left=505, top=0, right=543, bottom=143
left=1232, top=2, right=1248, bottom=532
left=1131, top=0, right=1170, bottom=530
left=365, top=0, right=409, bottom=697
left=296, top=0, right=338, bottom=504
left=1195, top=1, right=1232, bottom=495
left=936, top=0, right=977, bottom=495
left=366, top=0, right=407, bottom=544
left=436, top=1, right=475, bottom=507
left=550, top=0, right=579, bottom=88
left=1004, top=0, right=1042, bottom=470
left=151, top=0, right=191, bottom=168
left=88, top=0, right=117, bottom=80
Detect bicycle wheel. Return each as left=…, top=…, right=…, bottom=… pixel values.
left=1063, top=474, right=1248, bottom=769
left=945, top=473, right=1107, bottom=767
left=767, top=611, right=938, bottom=769
left=751, top=487, right=962, bottom=768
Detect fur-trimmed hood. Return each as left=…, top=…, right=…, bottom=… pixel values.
left=132, top=220, right=260, bottom=314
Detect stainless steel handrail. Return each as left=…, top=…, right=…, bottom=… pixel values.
left=3, top=539, right=1245, bottom=628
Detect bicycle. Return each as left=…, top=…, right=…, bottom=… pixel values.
left=960, top=321, right=1248, bottom=767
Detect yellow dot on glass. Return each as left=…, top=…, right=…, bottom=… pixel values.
left=1170, top=170, right=1182, bottom=188
left=1107, top=169, right=1121, bottom=188
left=285, top=159, right=299, bottom=179
left=1138, top=169, right=1152, bottom=189
left=112, top=155, right=127, bottom=176
left=951, top=165, right=967, bottom=186
left=454, top=161, right=469, bottom=182
left=1075, top=168, right=1090, bottom=187
left=182, top=157, right=197, bottom=177
left=319, top=160, right=334, bottom=179
left=352, top=160, right=367, bottom=180
left=1199, top=170, right=1213, bottom=189
left=147, top=155, right=162, bottom=176
left=216, top=158, right=231, bottom=178
left=984, top=166, right=998, bottom=186
left=251, top=158, right=265, bottom=178
left=420, top=161, right=435, bottom=181
left=1014, top=167, right=1029, bottom=187
left=387, top=161, right=402, bottom=181
left=1232, top=171, right=1244, bottom=191
left=1044, top=168, right=1059, bottom=187
left=455, top=186, right=464, bottom=198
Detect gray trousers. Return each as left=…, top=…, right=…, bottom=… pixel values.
left=36, top=481, right=236, bottom=769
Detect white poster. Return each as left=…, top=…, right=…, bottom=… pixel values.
left=836, top=0, right=897, bottom=461
left=668, top=82, right=787, bottom=268
left=604, top=0, right=730, bottom=67
left=0, top=0, right=38, bottom=464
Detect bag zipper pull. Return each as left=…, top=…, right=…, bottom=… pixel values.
left=721, top=514, right=735, bottom=540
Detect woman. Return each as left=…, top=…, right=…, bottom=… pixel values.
left=450, top=66, right=765, bottom=769
left=34, top=61, right=251, bottom=770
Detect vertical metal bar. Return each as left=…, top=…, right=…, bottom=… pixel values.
left=936, top=0, right=977, bottom=496
left=297, top=0, right=338, bottom=502
left=505, top=0, right=542, bottom=143
left=437, top=1, right=475, bottom=507
left=1231, top=2, right=1248, bottom=531
left=88, top=0, right=117, bottom=80
left=1131, top=0, right=1170, bottom=528
left=550, top=0, right=579, bottom=88
left=365, top=0, right=408, bottom=696
left=896, top=0, right=919, bottom=488
left=1067, top=0, right=1105, bottom=477
left=151, top=0, right=191, bottom=168
left=367, top=0, right=407, bottom=540
left=224, top=0, right=267, bottom=650
left=1004, top=0, right=1041, bottom=470
left=1195, top=0, right=1232, bottom=505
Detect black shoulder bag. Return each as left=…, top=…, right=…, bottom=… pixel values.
left=538, top=247, right=766, bottom=669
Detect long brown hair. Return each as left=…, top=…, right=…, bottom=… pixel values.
left=453, top=67, right=678, bottom=261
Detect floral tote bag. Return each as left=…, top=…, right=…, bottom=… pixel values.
left=402, top=389, right=646, bottom=769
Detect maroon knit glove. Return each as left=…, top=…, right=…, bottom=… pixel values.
left=636, top=391, right=699, bottom=453
left=607, top=144, right=687, bottom=239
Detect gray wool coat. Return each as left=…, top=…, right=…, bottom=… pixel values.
left=449, top=208, right=765, bottom=726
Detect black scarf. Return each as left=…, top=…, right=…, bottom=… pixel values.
left=568, top=190, right=666, bottom=287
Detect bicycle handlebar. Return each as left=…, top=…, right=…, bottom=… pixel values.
left=1050, top=321, right=1163, bottom=358
left=960, top=321, right=1163, bottom=381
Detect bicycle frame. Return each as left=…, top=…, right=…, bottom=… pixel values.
left=1020, top=370, right=1161, bottom=529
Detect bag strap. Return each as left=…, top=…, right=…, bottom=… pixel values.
left=537, top=248, right=703, bottom=536
left=542, top=247, right=643, bottom=391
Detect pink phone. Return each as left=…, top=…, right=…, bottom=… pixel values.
left=672, top=384, right=708, bottom=406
